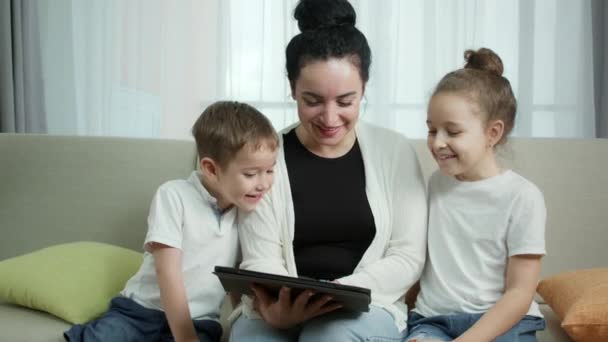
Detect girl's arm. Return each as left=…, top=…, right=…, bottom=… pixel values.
left=153, top=243, right=199, bottom=342
left=455, top=254, right=542, bottom=342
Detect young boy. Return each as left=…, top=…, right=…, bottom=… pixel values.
left=64, top=101, right=279, bottom=342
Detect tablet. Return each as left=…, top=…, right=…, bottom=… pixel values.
left=213, top=266, right=371, bottom=312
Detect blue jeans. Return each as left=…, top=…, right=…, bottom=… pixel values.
left=230, top=306, right=406, bottom=342
left=405, top=311, right=545, bottom=341
left=64, top=296, right=222, bottom=342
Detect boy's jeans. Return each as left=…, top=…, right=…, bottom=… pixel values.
left=64, top=296, right=222, bottom=342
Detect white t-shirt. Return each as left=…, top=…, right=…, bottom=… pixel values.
left=414, top=170, right=546, bottom=318
left=122, top=171, right=239, bottom=321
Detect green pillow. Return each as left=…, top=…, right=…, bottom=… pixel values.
left=0, top=241, right=143, bottom=324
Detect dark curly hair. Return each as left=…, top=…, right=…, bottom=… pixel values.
left=285, top=0, right=371, bottom=91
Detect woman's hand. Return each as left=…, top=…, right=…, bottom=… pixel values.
left=251, top=285, right=342, bottom=329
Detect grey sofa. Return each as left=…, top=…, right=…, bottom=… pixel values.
left=1, top=133, right=607, bottom=341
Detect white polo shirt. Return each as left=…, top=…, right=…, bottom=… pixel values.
left=122, top=171, right=239, bottom=321
left=414, top=170, right=546, bottom=318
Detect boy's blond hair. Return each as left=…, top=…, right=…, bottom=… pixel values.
left=192, top=101, right=279, bottom=168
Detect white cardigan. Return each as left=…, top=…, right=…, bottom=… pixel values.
left=237, top=122, right=428, bottom=331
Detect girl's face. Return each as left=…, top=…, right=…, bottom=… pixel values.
left=292, top=57, right=364, bottom=157
left=426, top=92, right=502, bottom=181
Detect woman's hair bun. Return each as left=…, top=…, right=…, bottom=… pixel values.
left=464, top=48, right=504, bottom=77
left=294, top=0, right=356, bottom=32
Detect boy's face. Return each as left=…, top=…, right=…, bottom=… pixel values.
left=213, top=143, right=278, bottom=212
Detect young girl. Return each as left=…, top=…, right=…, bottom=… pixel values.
left=406, top=48, right=546, bottom=342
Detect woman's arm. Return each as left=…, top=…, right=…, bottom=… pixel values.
left=238, top=193, right=290, bottom=275
left=153, top=243, right=199, bottom=342
left=238, top=149, right=344, bottom=327
left=238, top=155, right=292, bottom=276
left=455, top=254, right=542, bottom=342
left=338, top=140, right=428, bottom=304
left=239, top=195, right=343, bottom=328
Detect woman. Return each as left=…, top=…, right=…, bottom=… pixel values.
left=230, top=0, right=427, bottom=340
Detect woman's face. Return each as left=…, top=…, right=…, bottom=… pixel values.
left=292, top=57, right=364, bottom=155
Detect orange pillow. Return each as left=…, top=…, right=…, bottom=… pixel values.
left=537, top=268, right=608, bottom=342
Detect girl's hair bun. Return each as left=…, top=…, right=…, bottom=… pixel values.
left=464, top=48, right=504, bottom=77
left=294, top=0, right=356, bottom=32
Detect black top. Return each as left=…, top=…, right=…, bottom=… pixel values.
left=284, top=128, right=375, bottom=280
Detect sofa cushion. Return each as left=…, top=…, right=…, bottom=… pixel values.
left=0, top=302, right=69, bottom=341
left=0, top=241, right=142, bottom=324
left=537, top=268, right=608, bottom=342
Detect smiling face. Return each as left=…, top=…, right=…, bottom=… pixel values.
left=202, top=141, right=278, bottom=212
left=426, top=92, right=503, bottom=181
left=292, top=57, right=364, bottom=157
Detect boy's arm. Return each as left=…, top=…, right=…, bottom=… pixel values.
left=152, top=243, right=199, bottom=342
left=455, top=254, right=542, bottom=342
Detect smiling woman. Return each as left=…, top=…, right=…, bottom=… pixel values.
left=292, top=58, right=362, bottom=158
left=228, top=1, right=428, bottom=341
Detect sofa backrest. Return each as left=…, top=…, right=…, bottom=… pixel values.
left=0, top=134, right=197, bottom=260
left=1, top=134, right=606, bottom=278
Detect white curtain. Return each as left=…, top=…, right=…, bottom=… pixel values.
left=38, top=0, right=596, bottom=139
